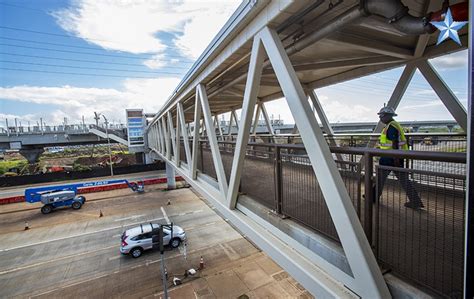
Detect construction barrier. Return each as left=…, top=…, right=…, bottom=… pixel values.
left=0, top=176, right=184, bottom=205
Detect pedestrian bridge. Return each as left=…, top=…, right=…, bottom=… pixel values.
left=144, top=1, right=470, bottom=298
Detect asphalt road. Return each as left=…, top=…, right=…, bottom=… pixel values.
left=0, top=187, right=254, bottom=298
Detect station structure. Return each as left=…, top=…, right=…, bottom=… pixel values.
left=142, top=0, right=470, bottom=298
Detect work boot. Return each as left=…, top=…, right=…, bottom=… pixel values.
left=404, top=201, right=424, bottom=210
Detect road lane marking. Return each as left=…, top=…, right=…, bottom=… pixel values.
left=108, top=255, right=121, bottom=261
left=161, top=207, right=170, bottom=224
left=0, top=245, right=117, bottom=275
left=0, top=216, right=164, bottom=252
left=28, top=237, right=243, bottom=298
left=0, top=208, right=206, bottom=252
left=114, top=214, right=145, bottom=222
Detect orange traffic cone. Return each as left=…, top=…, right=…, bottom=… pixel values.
left=199, top=256, right=204, bottom=270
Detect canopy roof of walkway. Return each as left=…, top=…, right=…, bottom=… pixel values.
left=151, top=0, right=467, bottom=124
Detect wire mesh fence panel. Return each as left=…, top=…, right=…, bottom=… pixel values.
left=199, top=142, right=217, bottom=180
left=241, top=145, right=276, bottom=209
left=179, top=141, right=185, bottom=163
left=280, top=151, right=362, bottom=243
left=408, top=136, right=467, bottom=179
left=375, top=166, right=465, bottom=298
left=219, top=143, right=235, bottom=182
left=338, top=160, right=362, bottom=217
left=409, top=136, right=467, bottom=153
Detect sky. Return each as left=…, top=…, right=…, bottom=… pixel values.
left=0, top=0, right=469, bottom=128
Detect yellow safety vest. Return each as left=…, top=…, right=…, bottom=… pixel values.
left=379, top=120, right=408, bottom=150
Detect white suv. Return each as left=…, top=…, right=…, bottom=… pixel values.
left=120, top=223, right=186, bottom=258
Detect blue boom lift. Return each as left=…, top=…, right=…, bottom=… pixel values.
left=25, top=179, right=145, bottom=214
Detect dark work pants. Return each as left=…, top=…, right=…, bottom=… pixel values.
left=377, top=167, right=423, bottom=206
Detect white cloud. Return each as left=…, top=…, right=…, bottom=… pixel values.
left=430, top=50, right=468, bottom=70
left=262, top=94, right=374, bottom=125
left=412, top=89, right=436, bottom=96
left=317, top=95, right=373, bottom=122
left=53, top=0, right=177, bottom=54
left=52, top=0, right=241, bottom=60
left=143, top=53, right=168, bottom=69
left=0, top=77, right=181, bottom=125
left=174, top=1, right=240, bottom=58
left=399, top=101, right=443, bottom=110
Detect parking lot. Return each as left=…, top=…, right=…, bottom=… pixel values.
left=0, top=182, right=311, bottom=298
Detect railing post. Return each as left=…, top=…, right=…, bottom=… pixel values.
left=274, top=145, right=282, bottom=214
left=364, top=152, right=374, bottom=245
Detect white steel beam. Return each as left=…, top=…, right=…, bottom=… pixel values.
left=327, top=32, right=413, bottom=59
left=252, top=103, right=262, bottom=135
left=308, top=90, right=334, bottom=135
left=161, top=116, right=171, bottom=160
left=191, top=95, right=202, bottom=179
left=227, top=34, right=265, bottom=209
left=260, top=102, right=274, bottom=135
left=197, top=84, right=229, bottom=199
left=417, top=60, right=468, bottom=131
left=156, top=124, right=161, bottom=153
left=308, top=90, right=345, bottom=163
left=167, top=111, right=177, bottom=162
left=228, top=110, right=235, bottom=136
left=214, top=115, right=224, bottom=140
left=372, top=63, right=417, bottom=135
left=413, top=0, right=439, bottom=58
left=178, top=102, right=192, bottom=166
left=231, top=110, right=240, bottom=131
left=152, top=125, right=159, bottom=152
left=200, top=119, right=206, bottom=137
left=291, top=56, right=403, bottom=72
left=175, top=108, right=181, bottom=167
left=158, top=120, right=165, bottom=155
left=258, top=26, right=390, bottom=298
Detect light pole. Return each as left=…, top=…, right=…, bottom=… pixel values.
left=102, top=114, right=114, bottom=176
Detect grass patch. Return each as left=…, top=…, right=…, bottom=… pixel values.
left=0, top=159, right=28, bottom=175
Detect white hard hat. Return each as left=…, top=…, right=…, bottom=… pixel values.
left=377, top=105, right=397, bottom=116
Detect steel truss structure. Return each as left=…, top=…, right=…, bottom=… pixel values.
left=145, top=1, right=469, bottom=297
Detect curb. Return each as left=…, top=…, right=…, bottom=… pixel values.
left=0, top=176, right=184, bottom=205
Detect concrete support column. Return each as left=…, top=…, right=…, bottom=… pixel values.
left=144, top=152, right=154, bottom=164
left=166, top=162, right=176, bottom=190
left=19, top=148, right=44, bottom=164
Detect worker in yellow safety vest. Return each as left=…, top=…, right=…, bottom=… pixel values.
left=376, top=106, right=424, bottom=210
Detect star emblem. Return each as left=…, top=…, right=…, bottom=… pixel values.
left=430, top=8, right=468, bottom=46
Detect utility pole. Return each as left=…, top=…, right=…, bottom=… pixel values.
left=102, top=114, right=114, bottom=176
left=153, top=226, right=168, bottom=299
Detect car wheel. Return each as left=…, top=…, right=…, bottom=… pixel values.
left=71, top=201, right=82, bottom=210
left=41, top=205, right=53, bottom=214
left=130, top=247, right=143, bottom=258
left=77, top=196, right=86, bottom=202
left=170, top=238, right=181, bottom=248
